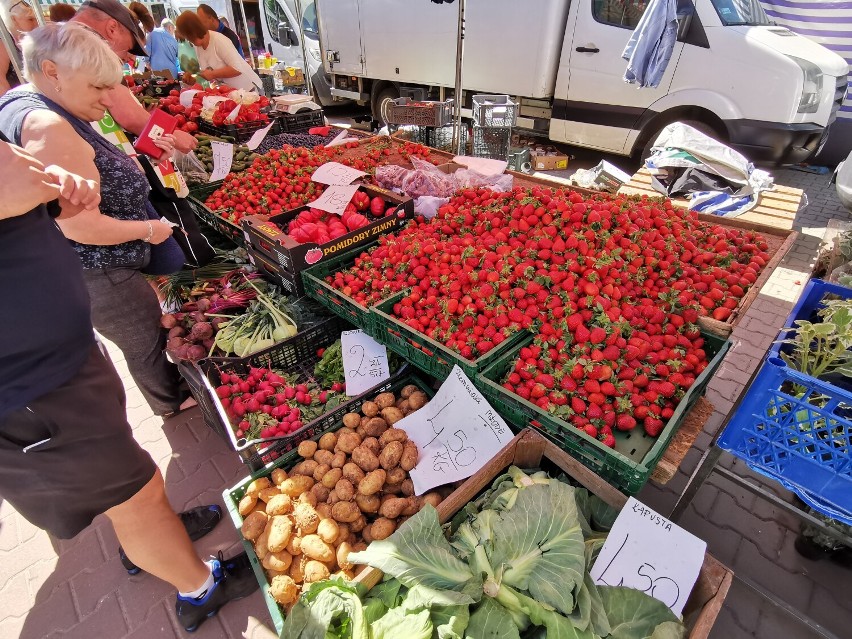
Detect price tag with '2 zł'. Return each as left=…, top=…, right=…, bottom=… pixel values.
left=340, top=329, right=390, bottom=396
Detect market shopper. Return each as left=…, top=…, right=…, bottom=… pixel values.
left=148, top=17, right=179, bottom=78
left=196, top=2, right=244, bottom=57
left=0, top=0, right=38, bottom=96
left=48, top=3, right=77, bottom=22
left=176, top=10, right=261, bottom=92
left=0, top=136, right=258, bottom=633
left=0, top=21, right=192, bottom=417
left=67, top=0, right=197, bottom=152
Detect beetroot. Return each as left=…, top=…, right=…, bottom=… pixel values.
left=160, top=314, right=178, bottom=329
left=202, top=338, right=215, bottom=351
left=168, top=326, right=186, bottom=339
left=190, top=322, right=214, bottom=340
left=167, top=336, right=187, bottom=350
left=191, top=311, right=207, bottom=324
left=186, top=345, right=206, bottom=361
left=196, top=298, right=211, bottom=312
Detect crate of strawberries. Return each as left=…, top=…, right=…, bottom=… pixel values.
left=242, top=185, right=414, bottom=278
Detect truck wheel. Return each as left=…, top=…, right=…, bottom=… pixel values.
left=372, top=86, right=400, bottom=125
left=639, top=119, right=723, bottom=163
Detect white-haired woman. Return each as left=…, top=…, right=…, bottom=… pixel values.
left=0, top=22, right=193, bottom=418
left=0, top=0, right=38, bottom=96
left=0, top=23, right=257, bottom=632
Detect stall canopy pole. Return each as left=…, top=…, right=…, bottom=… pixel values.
left=31, top=0, right=46, bottom=26
left=236, top=0, right=255, bottom=68
left=451, top=0, right=466, bottom=155
left=294, top=0, right=313, bottom=99
left=0, top=20, right=21, bottom=80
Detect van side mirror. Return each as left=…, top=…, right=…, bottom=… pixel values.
left=278, top=23, right=298, bottom=46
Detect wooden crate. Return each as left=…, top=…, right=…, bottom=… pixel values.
left=356, top=429, right=733, bottom=639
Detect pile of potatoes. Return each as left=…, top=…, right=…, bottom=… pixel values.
left=237, top=384, right=443, bottom=608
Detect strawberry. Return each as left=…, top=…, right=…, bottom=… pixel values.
left=615, top=414, right=636, bottom=431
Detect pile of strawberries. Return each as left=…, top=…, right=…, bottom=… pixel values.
left=326, top=186, right=770, bottom=445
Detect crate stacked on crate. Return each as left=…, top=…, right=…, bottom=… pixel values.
left=186, top=180, right=245, bottom=245
left=386, top=98, right=465, bottom=153
left=717, top=278, right=852, bottom=524
left=472, top=94, right=517, bottom=160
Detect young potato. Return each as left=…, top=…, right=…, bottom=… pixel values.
left=361, top=400, right=380, bottom=417
left=288, top=556, right=306, bottom=583
left=312, top=463, right=331, bottom=482
left=280, top=475, right=315, bottom=497
left=269, top=574, right=299, bottom=605
left=362, top=437, right=381, bottom=457
left=291, top=459, right=319, bottom=478
left=422, top=492, right=443, bottom=508
left=379, top=440, right=404, bottom=470
left=407, top=391, right=428, bottom=411
left=310, top=483, right=331, bottom=504
left=313, top=449, right=334, bottom=467
left=401, top=496, right=421, bottom=516
left=374, top=392, right=396, bottom=409
left=258, top=487, right=281, bottom=503
left=349, top=514, right=366, bottom=533
left=255, top=524, right=271, bottom=560
left=319, top=432, right=338, bottom=451
left=335, top=431, right=362, bottom=454
left=315, top=502, right=333, bottom=519
left=330, top=451, right=347, bottom=469
left=246, top=477, right=272, bottom=497
left=293, top=502, right=320, bottom=534
left=342, top=412, right=361, bottom=429
left=361, top=417, right=388, bottom=438
left=304, top=560, right=331, bottom=583
left=386, top=467, right=406, bottom=486
left=267, top=515, right=294, bottom=553
left=361, top=523, right=373, bottom=544
left=334, top=524, right=350, bottom=546
left=400, top=441, right=419, bottom=471
left=400, top=384, right=419, bottom=399
left=238, top=493, right=258, bottom=517
left=358, top=469, right=386, bottom=496
left=297, top=440, right=318, bottom=459
left=379, top=497, right=409, bottom=520
left=379, top=428, right=408, bottom=447
left=263, top=550, right=293, bottom=573
left=321, top=467, right=343, bottom=489
left=355, top=493, right=380, bottom=514
left=351, top=446, right=380, bottom=472
left=266, top=493, right=294, bottom=516
left=286, top=534, right=302, bottom=556
left=398, top=399, right=411, bottom=415
left=327, top=491, right=341, bottom=505
left=331, top=500, right=361, bottom=523
left=380, top=407, right=404, bottom=425
left=240, top=511, right=268, bottom=541
left=317, top=518, right=340, bottom=544
left=401, top=478, right=415, bottom=496
left=342, top=462, right=366, bottom=485
left=300, top=534, right=335, bottom=562
left=335, top=478, right=355, bottom=501
left=271, top=468, right=289, bottom=485
left=371, top=517, right=396, bottom=541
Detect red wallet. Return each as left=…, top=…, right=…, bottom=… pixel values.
left=133, top=108, right=178, bottom=159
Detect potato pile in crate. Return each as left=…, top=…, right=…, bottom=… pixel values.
left=237, top=383, right=447, bottom=608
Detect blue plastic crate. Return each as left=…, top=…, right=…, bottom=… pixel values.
left=769, top=279, right=852, bottom=360
left=718, top=356, right=852, bottom=525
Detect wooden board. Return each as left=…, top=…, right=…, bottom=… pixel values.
left=618, top=167, right=803, bottom=232
left=652, top=396, right=714, bottom=484
left=357, top=429, right=733, bottom=639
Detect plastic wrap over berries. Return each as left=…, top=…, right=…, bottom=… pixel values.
left=256, top=132, right=339, bottom=155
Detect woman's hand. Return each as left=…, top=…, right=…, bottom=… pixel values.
left=43, top=165, right=100, bottom=210
left=151, top=133, right=176, bottom=163
left=0, top=141, right=61, bottom=219
left=146, top=219, right=175, bottom=244
left=173, top=129, right=198, bottom=153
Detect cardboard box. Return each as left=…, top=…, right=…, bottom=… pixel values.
left=246, top=246, right=304, bottom=296
left=242, top=184, right=414, bottom=276
left=592, top=160, right=632, bottom=192
left=531, top=152, right=570, bottom=171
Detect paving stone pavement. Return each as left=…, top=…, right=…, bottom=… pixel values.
left=0, top=166, right=849, bottom=638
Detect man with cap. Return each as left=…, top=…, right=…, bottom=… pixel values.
left=70, top=0, right=197, bottom=153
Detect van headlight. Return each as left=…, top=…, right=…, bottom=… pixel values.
left=790, top=57, right=823, bottom=113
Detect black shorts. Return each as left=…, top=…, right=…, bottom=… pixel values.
left=0, top=344, right=157, bottom=539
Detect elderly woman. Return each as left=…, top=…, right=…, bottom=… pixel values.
left=0, top=21, right=194, bottom=418
left=0, top=0, right=38, bottom=96
left=175, top=10, right=261, bottom=91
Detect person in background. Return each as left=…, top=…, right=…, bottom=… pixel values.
left=175, top=27, right=207, bottom=86
left=175, top=11, right=260, bottom=91
left=0, top=130, right=258, bottom=634
left=196, top=3, right=243, bottom=57
left=67, top=0, right=197, bottom=152
left=219, top=15, right=230, bottom=29
left=147, top=17, right=179, bottom=78
left=48, top=3, right=77, bottom=22
left=0, top=0, right=38, bottom=96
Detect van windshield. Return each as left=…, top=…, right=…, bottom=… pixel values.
left=301, top=1, right=318, bottom=38
left=710, top=0, right=771, bottom=26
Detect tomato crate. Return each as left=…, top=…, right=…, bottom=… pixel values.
left=187, top=184, right=245, bottom=245
left=476, top=331, right=731, bottom=495
left=275, top=108, right=325, bottom=133
left=247, top=246, right=305, bottom=297
left=222, top=372, right=435, bottom=634
left=198, top=115, right=278, bottom=144
left=371, top=292, right=531, bottom=381
left=386, top=97, right=453, bottom=127
left=242, top=185, right=414, bottom=277
left=187, top=179, right=223, bottom=200
left=193, top=314, right=361, bottom=467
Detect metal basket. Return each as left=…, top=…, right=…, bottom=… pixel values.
left=472, top=94, right=518, bottom=127
left=472, top=125, right=512, bottom=160
left=386, top=98, right=454, bottom=127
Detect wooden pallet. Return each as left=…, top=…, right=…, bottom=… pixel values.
left=618, top=167, right=803, bottom=231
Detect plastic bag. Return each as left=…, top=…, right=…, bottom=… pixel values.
left=414, top=196, right=449, bottom=219
left=375, top=164, right=410, bottom=190
left=174, top=150, right=210, bottom=185
left=455, top=168, right=513, bottom=192
left=401, top=157, right=458, bottom=197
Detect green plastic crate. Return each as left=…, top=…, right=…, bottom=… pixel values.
left=371, top=292, right=530, bottom=381
left=187, top=181, right=246, bottom=245
left=476, top=330, right=731, bottom=495
left=222, top=373, right=434, bottom=635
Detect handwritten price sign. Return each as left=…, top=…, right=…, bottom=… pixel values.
left=312, top=161, right=367, bottom=185
left=396, top=365, right=512, bottom=495
left=308, top=184, right=359, bottom=215
left=340, top=329, right=390, bottom=396
left=209, top=141, right=234, bottom=182
left=590, top=497, right=706, bottom=616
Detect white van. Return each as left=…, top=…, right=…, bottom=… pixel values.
left=317, top=0, right=848, bottom=164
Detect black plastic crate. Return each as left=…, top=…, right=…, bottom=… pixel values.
left=198, top=115, right=277, bottom=144
left=276, top=108, right=325, bottom=133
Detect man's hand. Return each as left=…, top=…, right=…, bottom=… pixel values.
left=173, top=129, right=198, bottom=153
left=0, top=141, right=62, bottom=219
left=200, top=68, right=217, bottom=81
left=43, top=165, right=100, bottom=210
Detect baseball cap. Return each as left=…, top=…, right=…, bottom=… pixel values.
left=81, top=0, right=147, bottom=56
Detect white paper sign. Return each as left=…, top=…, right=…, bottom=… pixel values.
left=340, top=329, right=390, bottom=395
left=590, top=497, right=706, bottom=617
left=307, top=184, right=359, bottom=215
left=453, top=155, right=508, bottom=176
left=312, top=161, right=367, bottom=186
left=397, top=365, right=512, bottom=495
left=225, top=103, right=241, bottom=123
left=245, top=120, right=277, bottom=151
left=202, top=95, right=228, bottom=110
left=325, top=129, right=350, bottom=148
left=179, top=90, right=201, bottom=108
left=209, top=141, right=234, bottom=182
